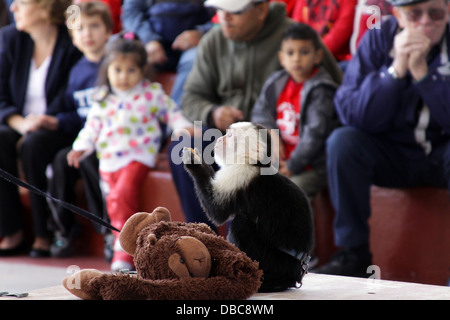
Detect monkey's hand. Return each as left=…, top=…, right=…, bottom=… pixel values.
left=182, top=147, right=215, bottom=179
left=182, top=147, right=202, bottom=165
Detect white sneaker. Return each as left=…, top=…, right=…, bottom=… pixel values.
left=111, top=260, right=134, bottom=272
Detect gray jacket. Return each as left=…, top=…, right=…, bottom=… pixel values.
left=181, top=3, right=291, bottom=124
left=181, top=2, right=342, bottom=126
left=251, top=67, right=340, bottom=175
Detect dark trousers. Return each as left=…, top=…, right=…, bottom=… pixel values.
left=0, top=125, right=74, bottom=238
left=48, top=146, right=106, bottom=236
left=168, top=127, right=218, bottom=232
left=326, top=126, right=450, bottom=249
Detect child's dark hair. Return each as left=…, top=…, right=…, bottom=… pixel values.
left=97, top=31, right=148, bottom=94
left=282, top=23, right=321, bottom=50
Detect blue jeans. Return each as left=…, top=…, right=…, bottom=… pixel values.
left=170, top=47, right=197, bottom=107
left=326, top=127, right=450, bottom=249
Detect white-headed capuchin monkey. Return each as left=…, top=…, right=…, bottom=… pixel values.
left=183, top=122, right=313, bottom=292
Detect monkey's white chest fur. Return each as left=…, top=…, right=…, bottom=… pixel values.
left=212, top=165, right=259, bottom=200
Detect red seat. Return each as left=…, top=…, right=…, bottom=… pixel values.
left=313, top=186, right=450, bottom=286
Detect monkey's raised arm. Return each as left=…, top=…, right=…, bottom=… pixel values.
left=182, top=147, right=215, bottom=180
left=182, top=147, right=235, bottom=225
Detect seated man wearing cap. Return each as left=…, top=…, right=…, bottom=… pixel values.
left=168, top=0, right=342, bottom=228
left=314, top=0, right=450, bottom=277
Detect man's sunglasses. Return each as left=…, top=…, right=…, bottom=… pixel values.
left=402, top=7, right=447, bottom=22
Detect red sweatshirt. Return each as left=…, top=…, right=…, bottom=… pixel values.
left=290, top=0, right=357, bottom=62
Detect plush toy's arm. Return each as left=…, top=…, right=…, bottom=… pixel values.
left=63, top=269, right=104, bottom=300
left=64, top=271, right=156, bottom=300
left=89, top=275, right=261, bottom=300
left=64, top=259, right=261, bottom=300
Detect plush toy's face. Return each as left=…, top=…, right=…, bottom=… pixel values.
left=119, top=209, right=212, bottom=281
left=144, top=234, right=212, bottom=279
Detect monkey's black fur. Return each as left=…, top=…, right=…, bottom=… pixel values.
left=183, top=123, right=314, bottom=292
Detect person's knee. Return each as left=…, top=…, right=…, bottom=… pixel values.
left=20, top=131, right=46, bottom=156
left=0, top=126, right=20, bottom=150
left=443, top=140, right=450, bottom=190
left=327, top=127, right=361, bottom=161
left=52, top=149, right=70, bottom=172
left=177, top=47, right=197, bottom=71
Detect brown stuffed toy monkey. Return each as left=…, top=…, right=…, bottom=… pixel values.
left=62, top=207, right=263, bottom=300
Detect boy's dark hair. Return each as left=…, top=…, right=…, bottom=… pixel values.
left=77, top=1, right=114, bottom=32
left=282, top=23, right=321, bottom=50
left=97, top=32, right=148, bottom=96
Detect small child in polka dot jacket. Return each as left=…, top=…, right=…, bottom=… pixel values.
left=73, top=79, right=190, bottom=173
left=67, top=33, right=192, bottom=271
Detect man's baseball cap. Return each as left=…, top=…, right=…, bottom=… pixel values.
left=204, top=0, right=267, bottom=13
left=387, top=0, right=430, bottom=6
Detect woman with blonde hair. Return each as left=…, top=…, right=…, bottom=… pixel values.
left=0, top=0, right=82, bottom=257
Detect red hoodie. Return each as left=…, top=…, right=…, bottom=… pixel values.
left=273, top=0, right=356, bottom=62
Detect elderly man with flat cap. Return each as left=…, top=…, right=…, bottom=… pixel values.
left=314, top=0, right=450, bottom=277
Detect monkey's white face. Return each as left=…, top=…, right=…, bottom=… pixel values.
left=214, top=122, right=266, bottom=168
left=212, top=122, right=273, bottom=197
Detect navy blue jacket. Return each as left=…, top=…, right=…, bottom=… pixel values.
left=59, top=56, right=102, bottom=135
left=335, top=17, right=450, bottom=159
left=122, top=0, right=214, bottom=44
left=0, top=24, right=82, bottom=133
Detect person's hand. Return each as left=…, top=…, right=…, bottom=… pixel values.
left=392, top=28, right=416, bottom=78
left=392, top=28, right=431, bottom=80
left=279, top=160, right=293, bottom=177
left=407, top=33, right=431, bottom=81
left=211, top=106, right=244, bottom=132
left=6, top=113, right=57, bottom=135
left=67, top=149, right=85, bottom=169
left=19, top=114, right=44, bottom=134
left=36, top=114, right=59, bottom=131
left=172, top=30, right=202, bottom=51
left=21, top=114, right=40, bottom=134
left=145, top=40, right=168, bottom=65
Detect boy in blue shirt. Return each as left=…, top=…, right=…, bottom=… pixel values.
left=48, top=1, right=113, bottom=257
